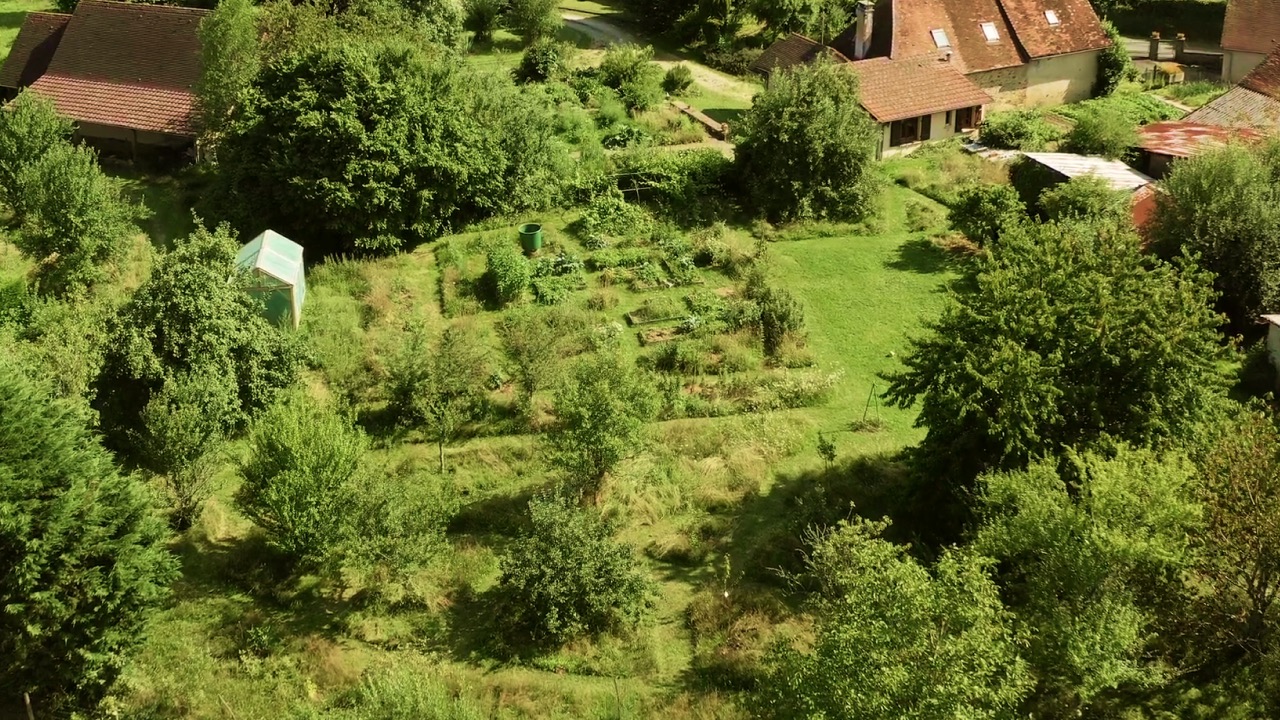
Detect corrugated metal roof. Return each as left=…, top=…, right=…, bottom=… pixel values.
left=1021, top=152, right=1154, bottom=191
left=1138, top=121, right=1266, bottom=158
left=1184, top=85, right=1280, bottom=129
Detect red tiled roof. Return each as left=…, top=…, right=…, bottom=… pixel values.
left=997, top=0, right=1110, bottom=58
left=1222, top=0, right=1280, bottom=54
left=29, top=74, right=197, bottom=136
left=1138, top=121, right=1266, bottom=158
left=43, top=0, right=208, bottom=90
left=0, top=12, right=70, bottom=89
left=751, top=33, right=850, bottom=76
left=1241, top=44, right=1280, bottom=97
left=848, top=56, right=993, bottom=122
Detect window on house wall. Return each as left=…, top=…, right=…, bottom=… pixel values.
left=955, top=107, right=977, bottom=131
left=930, top=28, right=950, bottom=48
left=890, top=116, right=931, bottom=147
left=946, top=110, right=953, bottom=124
left=980, top=22, right=1000, bottom=42
left=1045, top=9, right=1060, bottom=25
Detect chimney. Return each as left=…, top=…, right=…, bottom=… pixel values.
left=855, top=0, right=875, bottom=60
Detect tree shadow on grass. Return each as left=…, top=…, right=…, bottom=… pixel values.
left=700, top=107, right=745, bottom=126
left=884, top=235, right=969, bottom=276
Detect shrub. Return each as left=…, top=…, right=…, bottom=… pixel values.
left=663, top=63, right=695, bottom=94
left=532, top=275, right=575, bottom=304
left=601, top=123, right=650, bottom=148
left=505, top=0, right=561, bottom=44
left=515, top=39, right=574, bottom=83
left=949, top=184, right=1026, bottom=246
left=464, top=0, right=503, bottom=43
left=1008, top=156, right=1064, bottom=210
left=596, top=44, right=665, bottom=111
left=979, top=109, right=1062, bottom=151
left=612, top=148, right=733, bottom=222
left=746, top=273, right=805, bottom=356
left=1095, top=20, right=1135, bottom=97
left=578, top=190, right=653, bottom=239
left=0, top=356, right=176, bottom=710
left=0, top=91, right=72, bottom=220
left=486, top=240, right=531, bottom=305
left=587, top=247, right=653, bottom=270
left=1039, top=175, right=1129, bottom=223
left=494, top=493, right=656, bottom=646
left=1062, top=106, right=1138, bottom=159
left=549, top=352, right=658, bottom=490
left=235, top=395, right=368, bottom=568
left=705, top=46, right=762, bottom=76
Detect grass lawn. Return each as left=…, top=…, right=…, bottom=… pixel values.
left=0, top=0, right=51, bottom=59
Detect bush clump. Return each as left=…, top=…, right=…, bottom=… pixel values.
left=663, top=63, right=695, bottom=94
left=486, top=240, right=532, bottom=306
left=493, top=493, right=656, bottom=647
left=949, top=184, right=1026, bottom=246
left=578, top=190, right=653, bottom=239
left=979, top=110, right=1062, bottom=151
left=596, top=44, right=665, bottom=112
left=515, top=39, right=574, bottom=83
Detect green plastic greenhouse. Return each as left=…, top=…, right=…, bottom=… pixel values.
left=236, top=230, right=306, bottom=330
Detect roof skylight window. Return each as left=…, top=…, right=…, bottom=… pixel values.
left=1045, top=9, right=1061, bottom=25
left=980, top=21, right=1000, bottom=42
left=931, top=28, right=950, bottom=48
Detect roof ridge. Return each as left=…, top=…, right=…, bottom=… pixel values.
left=75, top=0, right=211, bottom=14
left=991, top=0, right=1032, bottom=64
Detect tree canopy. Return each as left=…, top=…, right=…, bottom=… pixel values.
left=734, top=60, right=881, bottom=222
left=0, top=354, right=175, bottom=708
left=884, top=217, right=1227, bottom=495
left=214, top=40, right=569, bottom=256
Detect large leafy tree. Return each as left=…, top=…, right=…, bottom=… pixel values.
left=1149, top=141, right=1280, bottom=334
left=0, top=91, right=72, bottom=221
left=734, top=60, right=881, bottom=222
left=760, top=517, right=1031, bottom=719
left=884, top=218, right=1227, bottom=496
left=197, top=0, right=261, bottom=140
left=974, top=448, right=1201, bottom=717
left=0, top=355, right=176, bottom=709
left=93, top=224, right=303, bottom=453
left=14, top=142, right=138, bottom=297
left=214, top=41, right=568, bottom=256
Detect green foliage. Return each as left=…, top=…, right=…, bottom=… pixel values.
left=1062, top=106, right=1138, bottom=159
left=578, top=189, right=653, bottom=239
left=663, top=63, right=694, bottom=94
left=0, top=91, right=72, bottom=220
left=0, top=356, right=176, bottom=709
left=515, top=39, right=574, bottom=83
left=978, top=109, right=1062, bottom=151
left=486, top=240, right=532, bottom=305
left=1149, top=141, right=1280, bottom=333
left=611, top=148, right=733, bottom=222
left=464, top=0, right=503, bottom=43
left=760, top=517, right=1030, bottom=719
left=235, top=394, right=367, bottom=567
left=1095, top=21, right=1135, bottom=97
left=1058, top=92, right=1182, bottom=126
left=745, top=267, right=805, bottom=357
left=948, top=183, right=1025, bottom=246
left=387, top=323, right=490, bottom=470
left=134, top=368, right=236, bottom=529
left=1008, top=155, right=1065, bottom=211
left=322, top=667, right=486, bottom=718
left=596, top=44, right=665, bottom=112
left=505, top=0, right=561, bottom=44
left=215, top=41, right=568, bottom=255
left=735, top=61, right=881, bottom=222
left=12, top=142, right=137, bottom=298
left=197, top=0, right=260, bottom=139
left=549, top=352, right=658, bottom=490
left=883, top=217, right=1227, bottom=496
left=1038, top=175, right=1129, bottom=223
left=497, top=308, right=567, bottom=415
left=494, top=493, right=655, bottom=647
left=1190, top=407, right=1280, bottom=670
left=975, top=448, right=1201, bottom=713
left=93, top=224, right=303, bottom=454
left=403, top=0, right=467, bottom=46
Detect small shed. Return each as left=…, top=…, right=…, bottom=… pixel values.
left=1136, top=121, right=1265, bottom=178
left=236, top=230, right=306, bottom=330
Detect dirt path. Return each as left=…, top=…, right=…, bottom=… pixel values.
left=561, top=12, right=759, bottom=105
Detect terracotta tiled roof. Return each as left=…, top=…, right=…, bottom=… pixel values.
left=0, top=12, right=70, bottom=89
left=43, top=1, right=208, bottom=89
left=996, top=0, right=1110, bottom=58
left=848, top=56, right=993, bottom=122
left=1241, top=44, right=1280, bottom=97
left=1222, top=0, right=1280, bottom=54
left=29, top=74, right=197, bottom=135
left=831, top=0, right=1109, bottom=74
left=751, top=33, right=850, bottom=76
left=1138, top=121, right=1266, bottom=158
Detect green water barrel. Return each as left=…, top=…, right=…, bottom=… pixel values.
left=519, top=223, right=543, bottom=254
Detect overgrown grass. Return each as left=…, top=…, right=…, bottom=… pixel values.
left=1154, top=80, right=1229, bottom=108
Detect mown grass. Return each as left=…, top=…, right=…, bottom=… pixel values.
left=0, top=0, right=51, bottom=59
